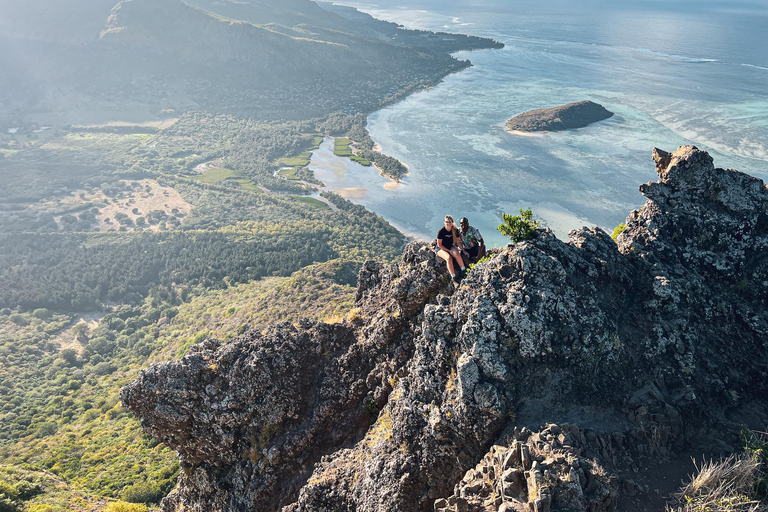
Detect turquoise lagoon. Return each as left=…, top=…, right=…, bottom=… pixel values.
left=315, top=1, right=768, bottom=245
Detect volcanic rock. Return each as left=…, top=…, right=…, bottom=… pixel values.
left=122, top=146, right=768, bottom=511
left=506, top=100, right=613, bottom=132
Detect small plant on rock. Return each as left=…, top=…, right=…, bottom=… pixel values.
left=498, top=209, right=539, bottom=244
left=611, top=222, right=626, bottom=241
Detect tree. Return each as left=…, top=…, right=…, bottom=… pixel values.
left=61, top=348, right=79, bottom=366
left=497, top=209, right=539, bottom=244
left=72, top=323, right=89, bottom=340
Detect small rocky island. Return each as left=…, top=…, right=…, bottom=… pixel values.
left=506, top=100, right=613, bottom=132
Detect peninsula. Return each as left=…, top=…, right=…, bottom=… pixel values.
left=506, top=100, right=614, bottom=132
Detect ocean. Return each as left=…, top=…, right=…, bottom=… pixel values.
left=314, top=0, right=768, bottom=245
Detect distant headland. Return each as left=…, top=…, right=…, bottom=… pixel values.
left=506, top=100, right=614, bottom=132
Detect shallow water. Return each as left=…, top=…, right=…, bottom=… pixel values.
left=320, top=1, right=768, bottom=244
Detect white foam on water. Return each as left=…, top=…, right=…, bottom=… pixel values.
left=742, top=63, right=768, bottom=71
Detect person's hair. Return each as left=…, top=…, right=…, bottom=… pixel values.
left=444, top=215, right=459, bottom=237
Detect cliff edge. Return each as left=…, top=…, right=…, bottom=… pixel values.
left=122, top=146, right=768, bottom=511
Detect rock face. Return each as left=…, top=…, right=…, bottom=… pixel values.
left=122, top=146, right=768, bottom=512
left=506, top=100, right=613, bottom=132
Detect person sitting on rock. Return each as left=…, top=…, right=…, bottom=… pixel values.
left=437, top=215, right=467, bottom=282
left=459, top=217, right=486, bottom=264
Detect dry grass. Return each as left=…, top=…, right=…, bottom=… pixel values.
left=670, top=454, right=765, bottom=512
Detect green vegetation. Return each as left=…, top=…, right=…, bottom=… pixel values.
left=333, top=138, right=352, bottom=157
left=193, top=167, right=259, bottom=192
left=307, top=135, right=324, bottom=151
left=0, top=112, right=405, bottom=506
left=280, top=152, right=312, bottom=167
left=498, top=209, right=540, bottom=244
left=291, top=196, right=330, bottom=209
left=611, top=222, right=626, bottom=241
left=0, top=0, right=505, bottom=505
left=193, top=167, right=238, bottom=183
left=468, top=254, right=492, bottom=272
left=346, top=121, right=408, bottom=181
left=350, top=155, right=371, bottom=166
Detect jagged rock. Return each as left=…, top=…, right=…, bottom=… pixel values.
left=123, top=147, right=768, bottom=512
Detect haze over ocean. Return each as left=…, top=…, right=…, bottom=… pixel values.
left=320, top=0, right=768, bottom=244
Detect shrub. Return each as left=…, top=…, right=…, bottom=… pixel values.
left=31, top=308, right=51, bottom=320
left=27, top=505, right=56, bottom=512
left=8, top=314, right=28, bottom=326
left=34, top=422, right=58, bottom=438
left=468, top=254, right=492, bottom=273
left=122, top=482, right=164, bottom=504
left=611, top=222, right=626, bottom=241
left=60, top=349, right=78, bottom=366
left=497, top=209, right=539, bottom=244
left=670, top=451, right=766, bottom=512
left=104, top=501, right=148, bottom=512
left=0, top=481, right=18, bottom=500
left=0, top=496, right=18, bottom=512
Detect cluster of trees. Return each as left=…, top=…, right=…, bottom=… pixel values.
left=0, top=107, right=411, bottom=507
left=345, top=116, right=408, bottom=181
left=0, top=303, right=180, bottom=502
left=0, top=232, right=332, bottom=311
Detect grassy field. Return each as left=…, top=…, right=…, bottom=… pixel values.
left=194, top=167, right=260, bottom=192
left=333, top=138, right=352, bottom=157
left=280, top=152, right=312, bottom=167
left=350, top=155, right=371, bottom=166
left=291, top=195, right=330, bottom=209
left=279, top=168, right=300, bottom=180
left=193, top=167, right=238, bottom=183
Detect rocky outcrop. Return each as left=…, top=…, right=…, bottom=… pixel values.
left=506, top=100, right=613, bottom=132
left=122, top=146, right=768, bottom=511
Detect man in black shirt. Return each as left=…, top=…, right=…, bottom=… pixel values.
left=437, top=215, right=466, bottom=281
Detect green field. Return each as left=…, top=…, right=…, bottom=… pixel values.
left=333, top=138, right=352, bottom=157
left=291, top=195, right=330, bottom=209
left=194, top=167, right=260, bottom=192
left=281, top=152, right=312, bottom=167
left=279, top=168, right=300, bottom=180
left=194, top=167, right=237, bottom=183
left=235, top=178, right=261, bottom=192
left=350, top=155, right=371, bottom=166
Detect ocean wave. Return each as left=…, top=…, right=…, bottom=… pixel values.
left=635, top=48, right=718, bottom=63
left=501, top=35, right=720, bottom=65
left=742, top=63, right=768, bottom=71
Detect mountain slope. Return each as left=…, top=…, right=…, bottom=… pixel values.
left=123, top=146, right=768, bottom=511
left=0, top=0, right=501, bottom=122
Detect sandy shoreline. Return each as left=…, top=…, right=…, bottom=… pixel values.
left=505, top=129, right=547, bottom=138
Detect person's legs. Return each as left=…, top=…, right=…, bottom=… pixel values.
left=450, top=247, right=466, bottom=271
left=438, top=249, right=456, bottom=276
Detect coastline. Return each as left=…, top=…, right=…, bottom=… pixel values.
left=374, top=160, right=411, bottom=189
left=505, top=128, right=547, bottom=138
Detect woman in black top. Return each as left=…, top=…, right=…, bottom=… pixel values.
left=436, top=215, right=467, bottom=281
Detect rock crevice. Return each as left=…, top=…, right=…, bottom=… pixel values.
left=122, top=146, right=768, bottom=511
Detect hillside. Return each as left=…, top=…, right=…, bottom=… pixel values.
left=0, top=0, right=502, bottom=123
left=124, top=146, right=768, bottom=511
